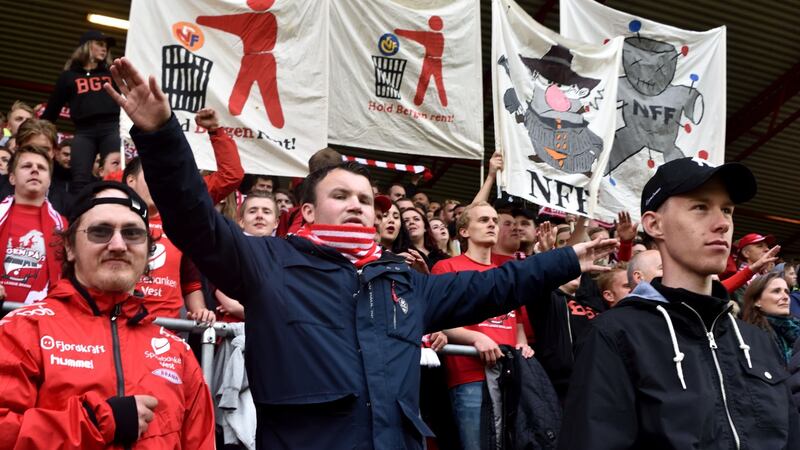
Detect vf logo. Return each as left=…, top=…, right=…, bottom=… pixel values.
left=172, top=22, right=205, bottom=51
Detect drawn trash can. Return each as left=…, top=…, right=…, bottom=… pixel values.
left=162, top=45, right=213, bottom=113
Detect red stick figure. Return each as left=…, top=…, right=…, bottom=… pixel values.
left=394, top=16, right=448, bottom=107
left=197, top=0, right=284, bottom=129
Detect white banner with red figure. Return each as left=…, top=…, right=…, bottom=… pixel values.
left=123, top=0, right=328, bottom=176
left=493, top=0, right=623, bottom=218
left=561, top=0, right=726, bottom=220
left=328, top=0, right=483, bottom=159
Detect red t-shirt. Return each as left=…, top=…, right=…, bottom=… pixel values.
left=137, top=215, right=202, bottom=319
left=1, top=205, right=50, bottom=303
left=491, top=251, right=535, bottom=343
left=432, top=254, right=518, bottom=388
left=490, top=252, right=515, bottom=266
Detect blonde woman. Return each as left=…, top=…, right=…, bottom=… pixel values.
left=42, top=30, right=120, bottom=194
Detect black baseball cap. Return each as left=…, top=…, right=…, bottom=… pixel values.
left=79, top=30, right=116, bottom=47
left=640, top=157, right=757, bottom=214
left=69, top=181, right=148, bottom=227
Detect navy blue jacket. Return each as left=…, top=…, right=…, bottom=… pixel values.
left=132, top=116, right=582, bottom=450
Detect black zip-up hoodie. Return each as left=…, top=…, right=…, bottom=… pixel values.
left=41, top=62, right=119, bottom=128
left=559, top=279, right=800, bottom=449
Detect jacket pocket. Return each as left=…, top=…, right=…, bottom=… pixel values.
left=740, top=359, right=790, bottom=430
left=397, top=398, right=435, bottom=440
left=280, top=258, right=346, bottom=329
left=384, top=276, right=423, bottom=345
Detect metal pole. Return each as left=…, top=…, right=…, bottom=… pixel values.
left=201, top=326, right=217, bottom=383
left=438, top=344, right=479, bottom=357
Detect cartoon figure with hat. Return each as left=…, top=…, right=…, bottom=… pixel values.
left=500, top=44, right=602, bottom=175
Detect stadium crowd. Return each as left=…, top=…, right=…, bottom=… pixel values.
left=0, top=30, right=798, bottom=450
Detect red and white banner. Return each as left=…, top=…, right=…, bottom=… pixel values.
left=123, top=0, right=328, bottom=176
left=328, top=0, right=484, bottom=160
left=493, top=0, right=623, bottom=218
left=561, top=0, right=726, bottom=220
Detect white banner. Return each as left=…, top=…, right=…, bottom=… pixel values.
left=123, top=0, right=328, bottom=176
left=493, top=0, right=622, bottom=217
left=328, top=0, right=483, bottom=159
left=561, top=0, right=726, bottom=220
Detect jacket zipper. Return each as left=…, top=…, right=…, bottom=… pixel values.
left=682, top=304, right=740, bottom=450
left=110, top=303, right=125, bottom=396
left=110, top=303, right=132, bottom=450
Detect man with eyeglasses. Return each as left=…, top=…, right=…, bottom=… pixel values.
left=0, top=180, right=215, bottom=449
left=0, top=145, right=66, bottom=304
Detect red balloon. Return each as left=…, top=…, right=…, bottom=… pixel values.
left=681, top=45, right=689, bottom=56
left=647, top=159, right=655, bottom=169
left=698, top=150, right=709, bottom=160
left=684, top=123, right=692, bottom=133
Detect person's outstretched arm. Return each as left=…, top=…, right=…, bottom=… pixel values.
left=195, top=108, right=245, bottom=204
left=472, top=151, right=502, bottom=205
left=104, top=57, right=263, bottom=300
left=420, top=238, right=618, bottom=332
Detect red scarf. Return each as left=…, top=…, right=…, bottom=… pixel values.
left=295, top=224, right=382, bottom=268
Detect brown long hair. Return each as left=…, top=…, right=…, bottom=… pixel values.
left=64, top=41, right=113, bottom=70
left=741, top=272, right=784, bottom=332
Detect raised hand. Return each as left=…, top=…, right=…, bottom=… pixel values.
left=195, top=108, right=220, bottom=132
left=488, top=151, right=504, bottom=177
left=104, top=57, right=171, bottom=132
left=750, top=245, right=780, bottom=273
left=615, top=211, right=639, bottom=242
left=572, top=237, right=619, bottom=273
left=536, top=221, right=556, bottom=252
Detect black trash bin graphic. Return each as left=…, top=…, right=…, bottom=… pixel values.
left=372, top=55, right=407, bottom=100
left=162, top=45, right=213, bottom=112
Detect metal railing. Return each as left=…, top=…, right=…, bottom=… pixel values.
left=1, top=301, right=479, bottom=383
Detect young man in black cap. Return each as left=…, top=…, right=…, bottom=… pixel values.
left=559, top=157, right=800, bottom=449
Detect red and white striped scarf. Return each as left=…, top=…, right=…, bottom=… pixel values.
left=295, top=224, right=382, bottom=268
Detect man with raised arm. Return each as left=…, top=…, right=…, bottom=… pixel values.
left=105, top=57, right=616, bottom=450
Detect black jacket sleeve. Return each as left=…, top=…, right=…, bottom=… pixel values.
left=41, top=72, right=72, bottom=123
left=131, top=115, right=263, bottom=301
left=419, top=250, right=581, bottom=333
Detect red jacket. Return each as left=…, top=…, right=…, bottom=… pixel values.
left=204, top=128, right=245, bottom=205
left=0, top=279, right=215, bottom=449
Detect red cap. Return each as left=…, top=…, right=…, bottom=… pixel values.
left=374, top=195, right=392, bottom=213
left=736, top=233, right=775, bottom=254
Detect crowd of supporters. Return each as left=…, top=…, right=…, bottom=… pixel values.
left=0, top=31, right=798, bottom=450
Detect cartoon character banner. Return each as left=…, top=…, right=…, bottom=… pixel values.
left=122, top=0, right=328, bottom=176
left=328, top=0, right=483, bottom=159
left=493, top=0, right=623, bottom=217
left=561, top=0, right=726, bottom=220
